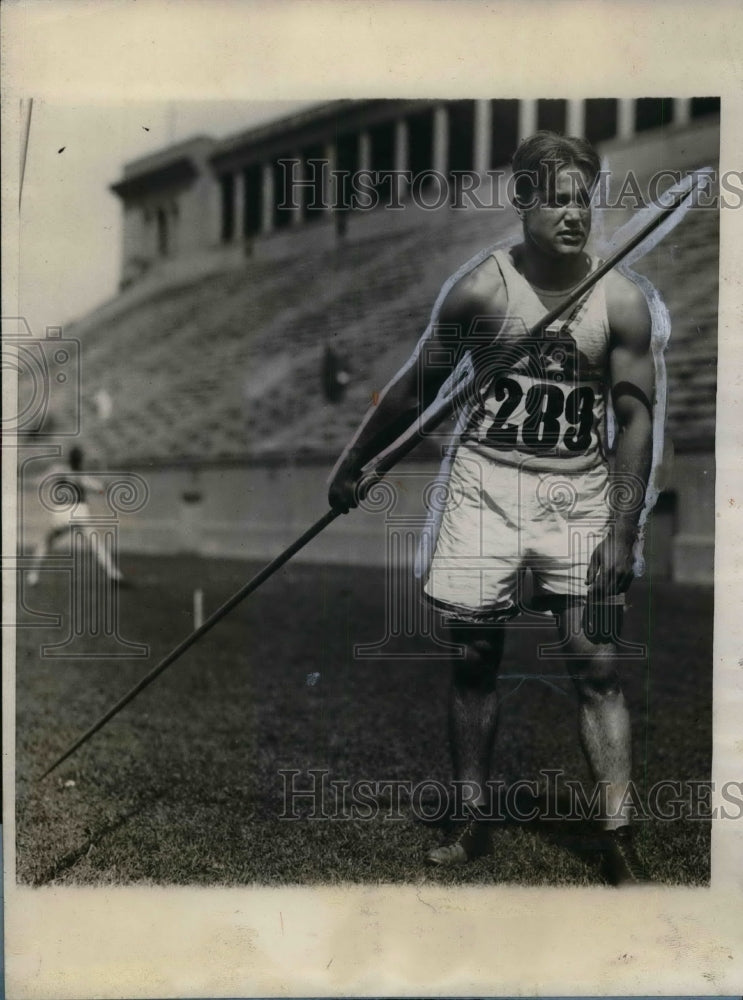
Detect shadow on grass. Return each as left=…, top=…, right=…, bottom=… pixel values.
left=26, top=791, right=164, bottom=887
left=415, top=785, right=607, bottom=875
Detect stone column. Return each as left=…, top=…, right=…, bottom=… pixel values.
left=617, top=99, right=635, bottom=140
left=358, top=130, right=372, bottom=174
left=673, top=98, right=692, bottom=127
left=432, top=105, right=448, bottom=176
left=566, top=99, right=585, bottom=137
left=261, top=162, right=274, bottom=235
left=233, top=169, right=245, bottom=241
left=169, top=199, right=180, bottom=256
left=394, top=118, right=410, bottom=202
left=291, top=155, right=303, bottom=226
left=146, top=205, right=157, bottom=259
left=518, top=99, right=538, bottom=140
left=206, top=175, right=222, bottom=247
left=324, top=141, right=337, bottom=212
left=473, top=99, right=492, bottom=174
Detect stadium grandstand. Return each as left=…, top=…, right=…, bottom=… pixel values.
left=27, top=97, right=719, bottom=583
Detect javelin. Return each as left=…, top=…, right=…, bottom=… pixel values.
left=39, top=171, right=705, bottom=780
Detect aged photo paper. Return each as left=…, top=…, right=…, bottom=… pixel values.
left=2, top=1, right=743, bottom=996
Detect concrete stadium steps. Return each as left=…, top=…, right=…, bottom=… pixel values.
left=236, top=211, right=523, bottom=455
left=61, top=161, right=718, bottom=466
left=67, top=207, right=518, bottom=464
left=630, top=197, right=718, bottom=450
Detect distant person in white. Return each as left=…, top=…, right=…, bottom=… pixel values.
left=27, top=446, right=123, bottom=586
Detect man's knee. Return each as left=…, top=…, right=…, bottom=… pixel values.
left=570, top=655, right=624, bottom=702
left=449, top=625, right=504, bottom=686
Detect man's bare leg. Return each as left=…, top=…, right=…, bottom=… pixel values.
left=556, top=603, right=649, bottom=883
left=427, top=623, right=505, bottom=865
left=448, top=624, right=505, bottom=806
left=27, top=526, right=69, bottom=586
left=556, top=605, right=631, bottom=826
left=82, top=525, right=123, bottom=582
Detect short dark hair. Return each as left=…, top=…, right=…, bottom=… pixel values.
left=69, top=446, right=84, bottom=469
left=511, top=131, right=601, bottom=207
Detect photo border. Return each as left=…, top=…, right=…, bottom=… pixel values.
left=3, top=1, right=742, bottom=996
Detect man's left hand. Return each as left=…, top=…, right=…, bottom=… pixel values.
left=586, top=527, right=636, bottom=599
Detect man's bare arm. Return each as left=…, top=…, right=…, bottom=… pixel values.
left=587, top=272, right=655, bottom=596
left=328, top=267, right=501, bottom=512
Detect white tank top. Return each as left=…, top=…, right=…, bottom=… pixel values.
left=460, top=248, right=611, bottom=473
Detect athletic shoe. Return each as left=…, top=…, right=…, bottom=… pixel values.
left=601, top=826, right=651, bottom=886
left=426, top=818, right=491, bottom=866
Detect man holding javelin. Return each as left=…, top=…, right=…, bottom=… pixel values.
left=329, top=131, right=655, bottom=885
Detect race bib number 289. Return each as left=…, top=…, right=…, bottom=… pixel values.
left=482, top=376, right=596, bottom=453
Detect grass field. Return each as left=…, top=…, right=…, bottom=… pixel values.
left=16, top=553, right=712, bottom=887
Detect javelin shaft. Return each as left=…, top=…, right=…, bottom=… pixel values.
left=39, top=508, right=340, bottom=779
left=39, top=175, right=699, bottom=780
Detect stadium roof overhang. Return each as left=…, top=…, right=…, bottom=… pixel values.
left=209, top=98, right=435, bottom=173
left=110, top=158, right=199, bottom=200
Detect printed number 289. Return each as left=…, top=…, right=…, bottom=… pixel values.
left=486, top=377, right=594, bottom=452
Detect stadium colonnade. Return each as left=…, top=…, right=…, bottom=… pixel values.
left=111, top=98, right=718, bottom=287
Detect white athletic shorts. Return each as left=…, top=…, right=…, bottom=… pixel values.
left=423, top=443, right=612, bottom=623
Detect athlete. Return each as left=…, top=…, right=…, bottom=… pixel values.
left=328, top=131, right=656, bottom=885
left=27, top=446, right=124, bottom=586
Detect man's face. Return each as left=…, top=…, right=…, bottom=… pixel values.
left=521, top=165, right=593, bottom=258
